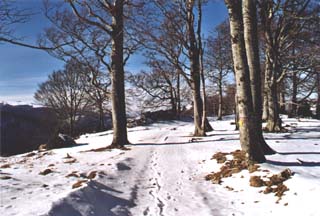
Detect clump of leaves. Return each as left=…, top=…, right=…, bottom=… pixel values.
left=0, top=164, right=11, bottom=168
left=206, top=150, right=293, bottom=201
left=72, top=180, right=88, bottom=189
left=206, top=150, right=260, bottom=184
left=39, top=168, right=53, bottom=175
left=262, top=169, right=293, bottom=200
left=211, top=152, right=228, bottom=164
left=250, top=176, right=264, bottom=187
left=66, top=171, right=79, bottom=178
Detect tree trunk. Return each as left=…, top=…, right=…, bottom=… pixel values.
left=98, top=99, right=105, bottom=132
left=170, top=85, right=177, bottom=116
left=265, top=81, right=282, bottom=131
left=243, top=0, right=275, bottom=155
left=186, top=0, right=205, bottom=136
left=279, top=83, right=286, bottom=114
left=226, top=0, right=266, bottom=163
left=176, top=70, right=181, bottom=119
left=198, top=0, right=210, bottom=136
left=109, top=0, right=129, bottom=148
left=235, top=94, right=239, bottom=130
left=262, top=72, right=269, bottom=121
left=289, top=71, right=298, bottom=117
left=217, top=74, right=223, bottom=120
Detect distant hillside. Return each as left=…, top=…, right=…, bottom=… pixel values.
left=0, top=104, right=58, bottom=156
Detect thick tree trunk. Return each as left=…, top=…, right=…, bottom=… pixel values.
left=109, top=0, right=129, bottom=148
left=265, top=80, right=282, bottom=131
left=225, top=0, right=266, bottom=163
left=235, top=94, right=239, bottom=130
left=263, top=41, right=282, bottom=132
left=197, top=0, right=211, bottom=135
left=192, top=87, right=204, bottom=136
left=186, top=0, right=205, bottom=136
left=243, top=0, right=275, bottom=155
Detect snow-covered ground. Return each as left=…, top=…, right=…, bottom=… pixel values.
left=1, top=116, right=320, bottom=216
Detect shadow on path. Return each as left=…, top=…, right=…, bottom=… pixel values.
left=47, top=181, right=136, bottom=216
left=267, top=159, right=320, bottom=167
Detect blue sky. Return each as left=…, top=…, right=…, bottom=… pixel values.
left=0, top=0, right=228, bottom=105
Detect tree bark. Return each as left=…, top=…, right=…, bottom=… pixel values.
left=235, top=94, right=239, bottom=130
left=177, top=70, right=181, bottom=119
left=264, top=53, right=282, bottom=132
left=217, top=73, right=223, bottom=120
left=279, top=83, right=286, bottom=114
left=198, top=0, right=210, bottom=136
left=225, top=0, right=266, bottom=163
left=98, top=98, right=105, bottom=132
left=186, top=0, right=205, bottom=136
left=109, top=0, right=129, bottom=148
left=260, top=0, right=283, bottom=132
left=262, top=70, right=269, bottom=121
left=289, top=71, right=298, bottom=117
left=242, top=0, right=275, bottom=155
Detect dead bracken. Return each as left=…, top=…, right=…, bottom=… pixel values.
left=0, top=164, right=11, bottom=168
left=211, top=152, right=227, bottom=164
left=206, top=150, right=293, bottom=201
left=66, top=171, right=79, bottom=178
left=205, top=150, right=259, bottom=184
left=72, top=180, right=88, bottom=189
left=39, top=168, right=53, bottom=175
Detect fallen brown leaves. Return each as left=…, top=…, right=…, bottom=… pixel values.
left=206, top=150, right=259, bottom=184
left=72, top=180, right=88, bottom=189
left=39, top=168, right=53, bottom=175
left=0, top=164, right=11, bottom=168
left=206, top=150, right=293, bottom=202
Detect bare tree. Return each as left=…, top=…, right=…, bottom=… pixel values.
left=82, top=64, right=111, bottom=132
left=0, top=0, right=67, bottom=49
left=40, top=0, right=145, bottom=147
left=138, top=0, right=213, bottom=136
left=205, top=20, right=233, bottom=120
left=243, top=0, right=275, bottom=154
left=34, top=59, right=89, bottom=136
left=129, top=59, right=181, bottom=116
left=259, top=0, right=313, bottom=131
left=225, top=0, right=266, bottom=162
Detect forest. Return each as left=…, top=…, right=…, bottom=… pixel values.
left=0, top=0, right=320, bottom=215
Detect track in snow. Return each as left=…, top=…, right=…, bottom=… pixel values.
left=46, top=123, right=229, bottom=216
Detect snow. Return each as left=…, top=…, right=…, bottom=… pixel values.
left=1, top=116, right=320, bottom=216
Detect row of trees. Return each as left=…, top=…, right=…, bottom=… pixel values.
left=1, top=0, right=319, bottom=163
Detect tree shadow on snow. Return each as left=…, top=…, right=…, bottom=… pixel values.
left=47, top=181, right=136, bottom=216
left=267, top=159, right=320, bottom=167
left=278, top=151, right=320, bottom=155
left=130, top=137, right=238, bottom=147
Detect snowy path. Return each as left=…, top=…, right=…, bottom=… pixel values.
left=46, top=121, right=235, bottom=216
